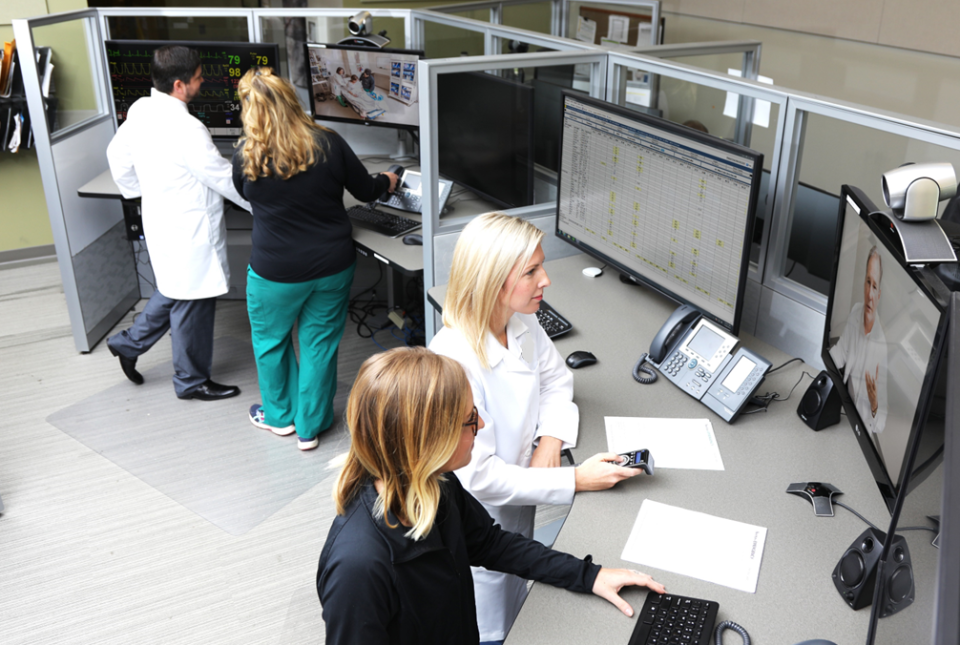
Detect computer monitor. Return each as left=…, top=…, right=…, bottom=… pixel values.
left=304, top=43, right=421, bottom=131
left=822, top=185, right=949, bottom=515
left=933, top=291, right=960, bottom=645
left=555, top=93, right=763, bottom=334
left=437, top=72, right=535, bottom=209
left=106, top=40, right=280, bottom=138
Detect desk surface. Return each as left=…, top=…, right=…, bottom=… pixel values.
left=458, top=254, right=942, bottom=645
left=76, top=158, right=496, bottom=278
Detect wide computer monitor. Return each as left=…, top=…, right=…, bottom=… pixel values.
left=822, top=185, right=949, bottom=515
left=304, top=43, right=422, bottom=131
left=555, top=93, right=763, bottom=334
left=437, top=72, right=535, bottom=209
left=106, top=40, right=280, bottom=138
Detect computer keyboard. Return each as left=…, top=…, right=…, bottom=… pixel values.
left=628, top=593, right=719, bottom=645
left=347, top=204, right=421, bottom=238
left=536, top=300, right=572, bottom=339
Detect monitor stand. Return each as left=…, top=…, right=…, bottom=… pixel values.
left=391, top=131, right=415, bottom=161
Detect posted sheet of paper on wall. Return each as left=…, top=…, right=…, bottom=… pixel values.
left=622, top=500, right=767, bottom=593
left=605, top=417, right=724, bottom=470
left=722, top=68, right=773, bottom=127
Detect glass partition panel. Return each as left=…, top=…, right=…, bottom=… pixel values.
left=423, top=16, right=486, bottom=59
left=782, top=113, right=960, bottom=295
left=502, top=3, right=553, bottom=36
left=565, top=1, right=655, bottom=45
left=106, top=16, right=249, bottom=43
left=31, top=18, right=103, bottom=133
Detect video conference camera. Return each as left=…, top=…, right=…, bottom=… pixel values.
left=339, top=11, right=391, bottom=49
left=882, top=162, right=957, bottom=222
left=877, top=162, right=958, bottom=264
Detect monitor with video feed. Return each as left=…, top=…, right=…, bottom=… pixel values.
left=555, top=93, right=763, bottom=334
left=822, top=185, right=948, bottom=515
left=304, top=43, right=422, bottom=131
left=437, top=72, right=535, bottom=210
left=106, top=40, right=280, bottom=138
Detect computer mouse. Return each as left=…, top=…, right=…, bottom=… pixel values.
left=402, top=234, right=423, bottom=246
left=565, top=351, right=597, bottom=369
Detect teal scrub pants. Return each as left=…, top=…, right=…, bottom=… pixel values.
left=246, top=263, right=355, bottom=440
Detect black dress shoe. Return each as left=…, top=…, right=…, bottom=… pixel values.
left=179, top=380, right=241, bottom=401
left=108, top=343, right=144, bottom=385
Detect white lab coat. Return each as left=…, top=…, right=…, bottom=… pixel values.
left=829, top=302, right=888, bottom=435
left=429, top=312, right=578, bottom=641
left=107, top=89, right=251, bottom=300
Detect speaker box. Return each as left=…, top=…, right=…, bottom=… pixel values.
left=832, top=528, right=914, bottom=616
left=797, top=371, right=842, bottom=430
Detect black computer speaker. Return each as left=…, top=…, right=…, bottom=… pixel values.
left=797, top=371, right=842, bottom=430
left=832, top=528, right=914, bottom=616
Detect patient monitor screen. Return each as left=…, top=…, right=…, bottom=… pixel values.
left=305, top=43, right=420, bottom=130
left=556, top=95, right=762, bottom=333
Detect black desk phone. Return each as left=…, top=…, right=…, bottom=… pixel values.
left=643, top=305, right=772, bottom=423
left=378, top=165, right=453, bottom=215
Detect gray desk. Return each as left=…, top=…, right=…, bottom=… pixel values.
left=433, top=253, right=942, bottom=645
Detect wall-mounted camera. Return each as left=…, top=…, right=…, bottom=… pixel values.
left=882, top=162, right=957, bottom=222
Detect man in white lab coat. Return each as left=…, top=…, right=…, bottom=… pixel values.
left=105, top=45, right=252, bottom=400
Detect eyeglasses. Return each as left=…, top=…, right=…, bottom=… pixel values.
left=463, top=406, right=479, bottom=437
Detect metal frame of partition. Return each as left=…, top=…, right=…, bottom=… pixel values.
left=561, top=0, right=660, bottom=46
left=13, top=6, right=960, bottom=363
left=432, top=0, right=564, bottom=38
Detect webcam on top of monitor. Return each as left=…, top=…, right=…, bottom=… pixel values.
left=875, top=162, right=958, bottom=263
left=340, top=11, right=391, bottom=49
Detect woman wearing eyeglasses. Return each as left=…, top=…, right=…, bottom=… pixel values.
left=429, top=212, right=641, bottom=643
left=317, top=347, right=664, bottom=645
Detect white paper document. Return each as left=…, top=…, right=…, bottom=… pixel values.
left=605, top=417, right=724, bottom=470
left=622, top=500, right=767, bottom=593
left=606, top=15, right=630, bottom=44
left=575, top=17, right=597, bottom=43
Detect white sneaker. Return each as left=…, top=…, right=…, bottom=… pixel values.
left=249, top=404, right=296, bottom=436
left=298, top=436, right=319, bottom=451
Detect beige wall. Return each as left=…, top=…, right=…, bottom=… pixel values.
left=0, top=0, right=89, bottom=254
left=662, top=0, right=960, bottom=59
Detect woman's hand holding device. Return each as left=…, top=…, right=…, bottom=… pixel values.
left=574, top=452, right=641, bottom=491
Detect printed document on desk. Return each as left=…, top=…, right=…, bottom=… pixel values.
left=605, top=417, right=724, bottom=470
left=622, top=500, right=767, bottom=593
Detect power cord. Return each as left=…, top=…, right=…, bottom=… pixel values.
left=740, top=370, right=816, bottom=415
left=715, top=620, right=750, bottom=645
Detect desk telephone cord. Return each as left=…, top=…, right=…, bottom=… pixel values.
left=714, top=620, right=750, bottom=644
left=632, top=352, right=658, bottom=384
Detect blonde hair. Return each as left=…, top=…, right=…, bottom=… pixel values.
left=442, top=212, right=544, bottom=369
left=334, top=347, right=472, bottom=541
left=236, top=67, right=330, bottom=181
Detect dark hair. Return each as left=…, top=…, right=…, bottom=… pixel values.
left=152, top=45, right=201, bottom=94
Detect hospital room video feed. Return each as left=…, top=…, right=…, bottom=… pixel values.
left=305, top=43, right=421, bottom=130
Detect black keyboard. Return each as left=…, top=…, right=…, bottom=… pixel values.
left=536, top=300, right=572, bottom=339
left=628, top=593, right=719, bottom=645
left=347, top=204, right=421, bottom=238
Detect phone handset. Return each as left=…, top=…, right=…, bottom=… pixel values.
left=633, top=305, right=702, bottom=385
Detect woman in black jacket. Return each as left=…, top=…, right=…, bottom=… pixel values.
left=316, top=347, right=665, bottom=645
left=232, top=67, right=398, bottom=451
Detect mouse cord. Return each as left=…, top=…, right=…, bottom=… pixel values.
left=632, top=352, right=658, bottom=384
left=715, top=621, right=750, bottom=645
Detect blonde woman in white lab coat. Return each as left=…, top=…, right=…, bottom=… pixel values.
left=429, top=212, right=640, bottom=644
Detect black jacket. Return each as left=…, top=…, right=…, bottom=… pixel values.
left=316, top=474, right=601, bottom=645
left=232, top=129, right=389, bottom=283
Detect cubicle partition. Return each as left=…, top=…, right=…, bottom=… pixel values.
left=13, top=3, right=960, bottom=371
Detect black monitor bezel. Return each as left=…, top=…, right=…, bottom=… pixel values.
left=436, top=71, right=535, bottom=210
left=303, top=42, right=424, bottom=132
left=553, top=91, right=763, bottom=336
left=821, top=184, right=949, bottom=514
left=105, top=39, right=280, bottom=137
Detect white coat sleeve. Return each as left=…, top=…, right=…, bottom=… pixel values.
left=460, top=375, right=577, bottom=507
left=532, top=323, right=579, bottom=449
left=106, top=123, right=141, bottom=200
left=180, top=122, right=253, bottom=213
